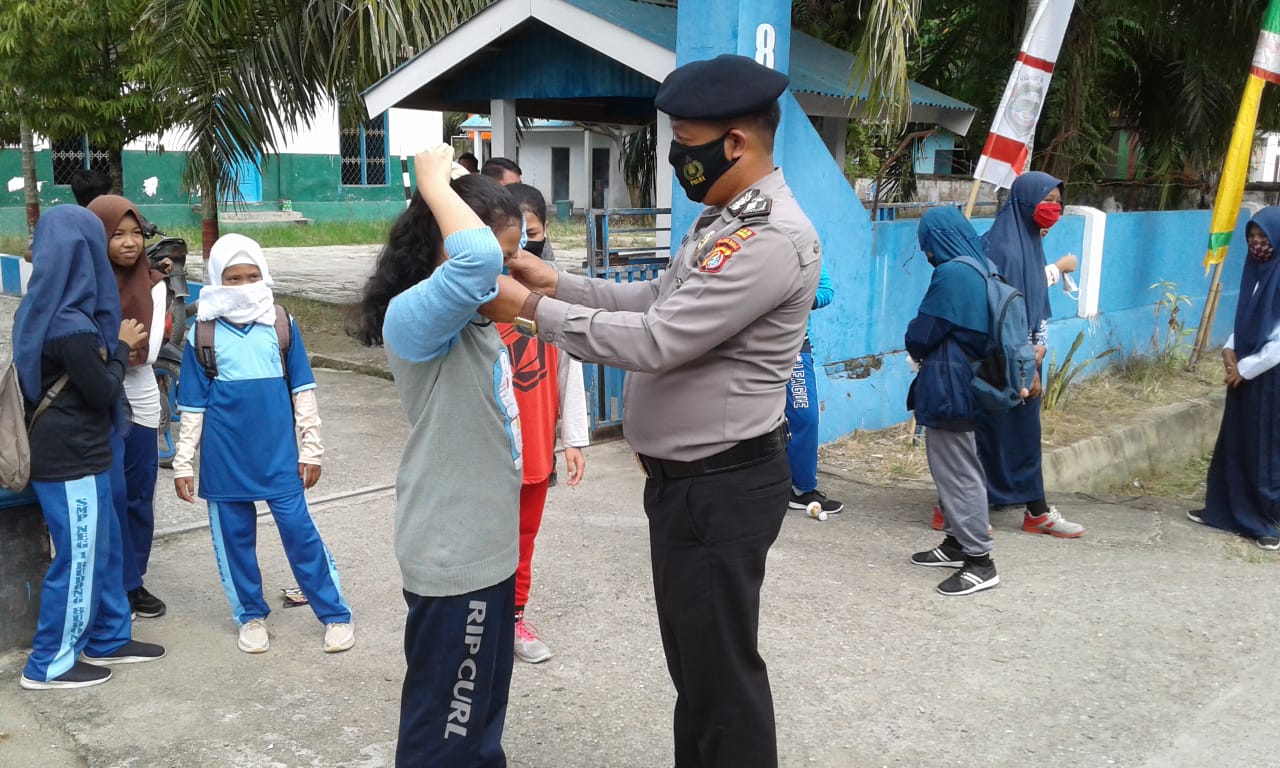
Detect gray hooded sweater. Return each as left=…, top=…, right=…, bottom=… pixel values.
left=383, top=227, right=522, bottom=597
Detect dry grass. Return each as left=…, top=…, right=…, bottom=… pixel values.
left=819, top=420, right=931, bottom=485
left=1105, top=454, right=1210, bottom=501
left=821, top=358, right=1223, bottom=487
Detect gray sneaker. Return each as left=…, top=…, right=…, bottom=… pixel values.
left=514, top=615, right=551, bottom=664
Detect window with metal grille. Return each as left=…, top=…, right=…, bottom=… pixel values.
left=51, top=136, right=111, bottom=185
left=339, top=115, right=389, bottom=186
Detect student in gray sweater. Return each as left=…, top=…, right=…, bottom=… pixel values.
left=348, top=146, right=525, bottom=768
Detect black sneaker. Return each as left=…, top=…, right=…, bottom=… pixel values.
left=1186, top=509, right=1207, bottom=525
left=81, top=640, right=167, bottom=666
left=1257, top=536, right=1280, bottom=551
left=788, top=490, right=844, bottom=515
left=129, top=586, right=166, bottom=618
left=20, top=661, right=112, bottom=690
left=911, top=539, right=965, bottom=568
left=936, top=561, right=1000, bottom=596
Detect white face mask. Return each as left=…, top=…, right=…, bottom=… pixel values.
left=196, top=281, right=276, bottom=325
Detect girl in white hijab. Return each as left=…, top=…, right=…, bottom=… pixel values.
left=196, top=233, right=278, bottom=325
left=173, top=234, right=354, bottom=655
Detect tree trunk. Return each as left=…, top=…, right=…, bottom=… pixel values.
left=19, top=118, right=39, bottom=236
left=108, top=147, right=125, bottom=195
left=197, top=152, right=220, bottom=260
left=200, top=187, right=219, bottom=261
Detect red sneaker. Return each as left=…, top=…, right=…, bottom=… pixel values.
left=1022, top=506, right=1085, bottom=538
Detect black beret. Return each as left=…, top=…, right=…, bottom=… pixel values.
left=654, top=54, right=789, bottom=121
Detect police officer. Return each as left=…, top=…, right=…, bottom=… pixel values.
left=481, top=54, right=821, bottom=767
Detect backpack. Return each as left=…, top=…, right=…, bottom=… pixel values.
left=194, top=305, right=291, bottom=383
left=0, top=362, right=70, bottom=492
left=951, top=256, right=1037, bottom=411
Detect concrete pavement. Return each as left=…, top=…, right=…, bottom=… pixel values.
left=2, top=406, right=1278, bottom=767
left=186, top=245, right=590, bottom=304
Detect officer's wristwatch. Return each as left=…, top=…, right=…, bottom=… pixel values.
left=514, top=291, right=544, bottom=337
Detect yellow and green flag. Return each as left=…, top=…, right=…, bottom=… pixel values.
left=1206, top=0, right=1280, bottom=269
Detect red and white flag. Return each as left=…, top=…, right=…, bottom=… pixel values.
left=973, top=0, right=1076, bottom=189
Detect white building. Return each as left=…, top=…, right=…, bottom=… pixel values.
left=460, top=115, right=634, bottom=212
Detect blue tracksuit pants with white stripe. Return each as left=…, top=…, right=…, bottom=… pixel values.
left=24, top=472, right=132, bottom=682
left=784, top=344, right=820, bottom=494
left=207, top=491, right=351, bottom=626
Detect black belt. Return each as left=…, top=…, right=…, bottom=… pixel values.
left=637, top=424, right=789, bottom=480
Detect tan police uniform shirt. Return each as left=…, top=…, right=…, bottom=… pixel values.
left=535, top=169, right=822, bottom=462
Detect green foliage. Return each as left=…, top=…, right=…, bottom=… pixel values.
left=843, top=120, right=883, bottom=178
left=0, top=0, right=170, bottom=179
left=139, top=0, right=488, bottom=247
left=163, top=220, right=396, bottom=250
left=800, top=0, right=1280, bottom=204
left=622, top=123, right=656, bottom=208
left=797, top=0, right=921, bottom=130
left=1043, top=330, right=1117, bottom=411
left=1149, top=280, right=1195, bottom=367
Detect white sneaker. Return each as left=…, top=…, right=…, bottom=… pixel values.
left=237, top=618, right=269, bottom=654
left=323, top=622, right=355, bottom=653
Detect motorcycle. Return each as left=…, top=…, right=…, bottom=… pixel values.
left=147, top=229, right=190, bottom=469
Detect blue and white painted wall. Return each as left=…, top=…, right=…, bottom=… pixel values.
left=0, top=252, right=31, bottom=296
left=811, top=207, right=1252, bottom=442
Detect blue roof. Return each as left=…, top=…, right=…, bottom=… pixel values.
left=561, top=0, right=676, bottom=49
left=558, top=0, right=974, bottom=112
left=365, top=0, right=974, bottom=127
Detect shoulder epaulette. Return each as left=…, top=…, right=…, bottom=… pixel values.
left=727, top=188, right=772, bottom=220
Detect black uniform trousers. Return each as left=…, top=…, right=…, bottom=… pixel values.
left=643, top=450, right=791, bottom=768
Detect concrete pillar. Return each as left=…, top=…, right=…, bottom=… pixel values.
left=1063, top=205, right=1105, bottom=319
left=670, top=0, right=794, bottom=235
left=583, top=129, right=593, bottom=211
left=490, top=99, right=518, bottom=161
left=656, top=118, right=673, bottom=249
left=818, top=117, right=847, bottom=171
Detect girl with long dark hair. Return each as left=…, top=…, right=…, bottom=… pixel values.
left=349, top=147, right=525, bottom=767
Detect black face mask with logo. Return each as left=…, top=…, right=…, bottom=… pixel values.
left=668, top=132, right=739, bottom=204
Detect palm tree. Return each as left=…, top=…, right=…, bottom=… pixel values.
left=143, top=0, right=488, bottom=256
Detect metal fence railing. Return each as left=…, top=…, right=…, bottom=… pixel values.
left=582, top=208, right=671, bottom=434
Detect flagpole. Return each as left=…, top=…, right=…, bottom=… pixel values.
left=1189, top=1, right=1280, bottom=368
left=963, top=178, right=982, bottom=220
left=1188, top=262, right=1225, bottom=369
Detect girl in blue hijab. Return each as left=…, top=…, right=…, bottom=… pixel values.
left=1190, top=207, right=1280, bottom=549
left=906, top=207, right=1003, bottom=596
left=13, top=205, right=165, bottom=690
left=971, top=172, right=1086, bottom=539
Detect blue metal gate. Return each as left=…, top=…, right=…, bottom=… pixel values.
left=582, top=208, right=671, bottom=436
